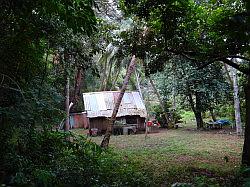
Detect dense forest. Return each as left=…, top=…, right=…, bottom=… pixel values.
left=0, top=0, right=249, bottom=186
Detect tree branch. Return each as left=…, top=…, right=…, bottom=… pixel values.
left=165, top=47, right=250, bottom=75
left=165, top=48, right=198, bottom=62
left=220, top=58, right=249, bottom=75
left=226, top=55, right=250, bottom=62
left=197, top=58, right=249, bottom=75
left=0, top=73, right=26, bottom=102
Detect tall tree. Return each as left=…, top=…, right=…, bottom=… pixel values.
left=231, top=66, right=243, bottom=135
left=101, top=55, right=136, bottom=148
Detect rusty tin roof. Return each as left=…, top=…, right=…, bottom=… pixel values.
left=82, top=91, right=147, bottom=118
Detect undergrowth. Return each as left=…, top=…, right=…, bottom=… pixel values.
left=0, top=130, right=153, bottom=186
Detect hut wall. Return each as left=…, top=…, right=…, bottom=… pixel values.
left=89, top=117, right=109, bottom=133
left=137, top=117, right=146, bottom=130
left=124, top=115, right=145, bottom=130
left=88, top=116, right=145, bottom=133
left=69, top=113, right=89, bottom=129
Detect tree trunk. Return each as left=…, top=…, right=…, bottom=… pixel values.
left=110, top=65, right=121, bottom=90
left=64, top=73, right=70, bottom=131
left=149, top=78, right=170, bottom=127
left=104, top=59, right=114, bottom=91
left=232, top=67, right=243, bottom=135
left=172, top=86, right=176, bottom=110
left=74, top=67, right=83, bottom=102
left=194, top=111, right=203, bottom=129
left=210, top=108, right=217, bottom=122
left=172, top=62, right=177, bottom=110
left=224, top=63, right=234, bottom=88
left=187, top=87, right=204, bottom=129
left=195, top=92, right=204, bottom=129
left=242, top=65, right=250, bottom=166
left=135, top=70, right=143, bottom=98
left=225, top=63, right=243, bottom=132
left=64, top=52, right=70, bottom=132
left=187, top=92, right=196, bottom=115
left=99, top=55, right=108, bottom=91
left=101, top=55, right=136, bottom=148
left=145, top=79, right=151, bottom=139
left=188, top=93, right=203, bottom=129
left=71, top=67, right=83, bottom=111
left=224, top=63, right=235, bottom=129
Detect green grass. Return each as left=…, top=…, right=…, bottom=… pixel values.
left=73, top=123, right=244, bottom=186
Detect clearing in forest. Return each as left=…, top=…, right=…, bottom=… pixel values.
left=75, top=122, right=243, bottom=185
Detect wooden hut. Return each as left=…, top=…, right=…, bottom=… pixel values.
left=82, top=91, right=147, bottom=134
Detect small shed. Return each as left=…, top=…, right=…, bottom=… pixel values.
left=82, top=91, right=147, bottom=133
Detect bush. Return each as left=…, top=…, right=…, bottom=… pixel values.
left=149, top=104, right=183, bottom=127
left=0, top=128, right=152, bottom=186
left=1, top=130, right=100, bottom=186
left=216, top=104, right=234, bottom=121
left=180, top=110, right=194, bottom=122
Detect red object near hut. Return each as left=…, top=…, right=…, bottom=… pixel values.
left=147, top=120, right=160, bottom=127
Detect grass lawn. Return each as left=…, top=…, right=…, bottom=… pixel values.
left=73, top=121, right=244, bottom=186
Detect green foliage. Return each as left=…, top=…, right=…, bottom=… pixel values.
left=193, top=176, right=220, bottom=187
left=239, top=73, right=247, bottom=123
left=180, top=110, right=195, bottom=122
left=216, top=104, right=235, bottom=121
left=242, top=167, right=250, bottom=187
left=0, top=0, right=97, bottom=85
left=172, top=111, right=183, bottom=124
left=120, top=0, right=249, bottom=75
left=1, top=129, right=152, bottom=186
left=151, top=57, right=231, bottom=126
left=149, top=104, right=182, bottom=126
left=149, top=104, right=164, bottom=125
left=1, top=130, right=101, bottom=186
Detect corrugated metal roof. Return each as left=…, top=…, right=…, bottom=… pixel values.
left=82, top=91, right=147, bottom=118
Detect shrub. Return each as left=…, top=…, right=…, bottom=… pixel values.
left=180, top=110, right=194, bottom=122
left=149, top=104, right=183, bottom=127
left=216, top=104, right=234, bottom=121
left=0, top=128, right=152, bottom=186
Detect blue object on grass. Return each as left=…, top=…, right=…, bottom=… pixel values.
left=216, top=119, right=231, bottom=126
